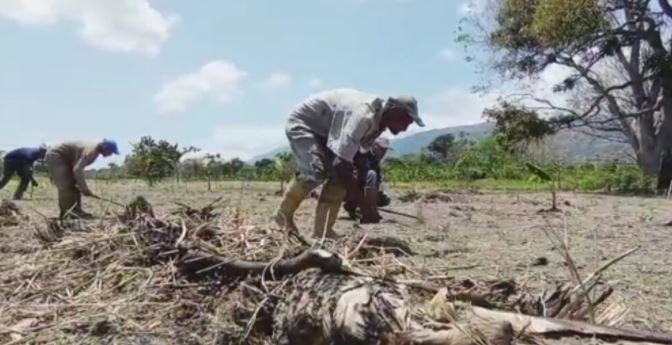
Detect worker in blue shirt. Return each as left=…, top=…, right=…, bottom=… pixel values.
left=0, top=146, right=48, bottom=200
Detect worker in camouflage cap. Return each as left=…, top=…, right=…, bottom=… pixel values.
left=273, top=88, right=422, bottom=238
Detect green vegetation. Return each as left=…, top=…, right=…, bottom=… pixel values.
left=125, top=136, right=200, bottom=186
left=381, top=136, right=654, bottom=195
left=458, top=0, right=672, bottom=182
left=80, top=134, right=655, bottom=195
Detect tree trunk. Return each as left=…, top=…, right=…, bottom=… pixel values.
left=656, top=66, right=672, bottom=184
left=658, top=149, right=672, bottom=191
left=638, top=146, right=661, bottom=177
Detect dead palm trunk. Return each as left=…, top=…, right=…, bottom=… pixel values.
left=271, top=272, right=513, bottom=345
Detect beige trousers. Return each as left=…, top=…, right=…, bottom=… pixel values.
left=46, top=152, right=82, bottom=217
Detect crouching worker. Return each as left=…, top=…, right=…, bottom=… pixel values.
left=273, top=88, right=423, bottom=239
left=343, top=138, right=392, bottom=223
left=46, top=139, right=119, bottom=219
left=0, top=145, right=47, bottom=200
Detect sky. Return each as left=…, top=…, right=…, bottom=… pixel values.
left=0, top=0, right=560, bottom=167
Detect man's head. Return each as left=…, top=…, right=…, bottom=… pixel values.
left=380, top=96, right=423, bottom=135
left=99, top=139, right=119, bottom=157
left=37, top=144, right=47, bottom=159
left=371, top=137, right=391, bottom=160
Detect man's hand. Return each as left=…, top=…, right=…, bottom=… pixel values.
left=31, top=180, right=39, bottom=187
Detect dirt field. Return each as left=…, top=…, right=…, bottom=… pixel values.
left=1, top=178, right=672, bottom=343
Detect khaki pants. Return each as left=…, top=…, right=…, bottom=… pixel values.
left=286, top=125, right=334, bottom=190
left=46, top=152, right=82, bottom=217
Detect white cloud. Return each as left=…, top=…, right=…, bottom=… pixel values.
left=307, top=78, right=324, bottom=89
left=198, top=124, right=287, bottom=160
left=404, top=66, right=574, bottom=136
left=0, top=0, right=175, bottom=56
left=414, top=87, right=499, bottom=134
left=457, top=0, right=487, bottom=16
left=438, top=48, right=457, bottom=61
left=154, top=60, right=248, bottom=113
left=260, top=72, right=293, bottom=90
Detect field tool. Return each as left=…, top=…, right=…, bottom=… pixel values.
left=90, top=195, right=126, bottom=208
left=378, top=207, right=422, bottom=221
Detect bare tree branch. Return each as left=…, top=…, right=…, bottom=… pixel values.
left=659, top=0, right=672, bottom=19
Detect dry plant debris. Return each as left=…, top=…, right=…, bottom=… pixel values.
left=0, top=200, right=26, bottom=227
left=0, top=196, right=669, bottom=345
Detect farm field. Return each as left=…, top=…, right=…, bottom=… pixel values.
left=1, top=179, right=671, bottom=344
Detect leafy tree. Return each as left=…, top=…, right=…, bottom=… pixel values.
left=254, top=158, right=277, bottom=179
left=484, top=101, right=557, bottom=149
left=181, top=158, right=205, bottom=181
left=255, top=158, right=275, bottom=170
left=275, top=152, right=297, bottom=192
left=204, top=154, right=221, bottom=189
left=461, top=0, right=672, bottom=179
left=427, top=134, right=456, bottom=162
left=222, top=158, right=245, bottom=177
left=126, top=136, right=199, bottom=186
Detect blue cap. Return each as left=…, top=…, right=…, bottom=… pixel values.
left=102, top=139, right=119, bottom=155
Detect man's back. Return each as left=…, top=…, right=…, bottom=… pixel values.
left=288, top=88, right=383, bottom=137
left=5, top=147, right=42, bottom=164
left=49, top=141, right=97, bottom=166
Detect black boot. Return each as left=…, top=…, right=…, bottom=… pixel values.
left=359, top=187, right=382, bottom=224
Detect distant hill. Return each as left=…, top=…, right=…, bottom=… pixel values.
left=389, top=123, right=494, bottom=156
left=248, top=146, right=290, bottom=163
left=249, top=122, right=632, bottom=164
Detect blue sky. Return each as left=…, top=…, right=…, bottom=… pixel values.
left=0, top=0, right=507, bottom=167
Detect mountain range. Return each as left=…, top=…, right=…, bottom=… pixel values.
left=249, top=122, right=633, bottom=163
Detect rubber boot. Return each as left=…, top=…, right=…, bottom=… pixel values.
left=342, top=191, right=359, bottom=220
left=273, top=179, right=311, bottom=232
left=359, top=187, right=382, bottom=224
left=73, top=193, right=95, bottom=219
left=313, top=181, right=346, bottom=239
left=58, top=188, right=79, bottom=219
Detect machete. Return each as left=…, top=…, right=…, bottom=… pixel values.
left=378, top=207, right=422, bottom=221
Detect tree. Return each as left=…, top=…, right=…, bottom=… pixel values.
left=254, top=158, right=277, bottom=180
left=255, top=158, right=275, bottom=170
left=484, top=101, right=557, bottom=149
left=461, top=0, right=672, bottom=179
left=126, top=136, right=200, bottom=186
left=222, top=158, right=245, bottom=178
left=427, top=134, right=456, bottom=162
left=204, top=154, right=221, bottom=190
left=275, top=152, right=297, bottom=193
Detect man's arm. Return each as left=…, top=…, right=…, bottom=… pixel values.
left=328, top=108, right=374, bottom=202
left=29, top=167, right=39, bottom=187
left=73, top=149, right=99, bottom=196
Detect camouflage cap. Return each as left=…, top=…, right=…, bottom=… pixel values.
left=387, top=95, right=424, bottom=127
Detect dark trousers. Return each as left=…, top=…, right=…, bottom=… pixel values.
left=0, top=158, right=32, bottom=200
left=343, top=170, right=391, bottom=216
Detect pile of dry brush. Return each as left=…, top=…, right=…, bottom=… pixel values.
left=1, top=196, right=671, bottom=345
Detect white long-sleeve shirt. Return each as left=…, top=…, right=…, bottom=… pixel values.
left=286, top=88, right=385, bottom=162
